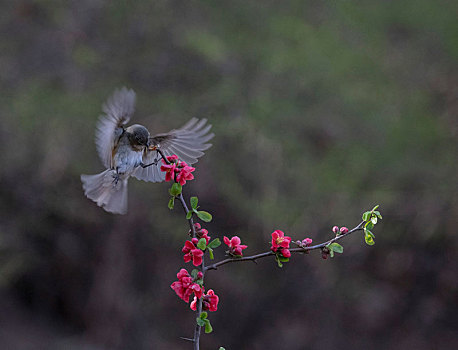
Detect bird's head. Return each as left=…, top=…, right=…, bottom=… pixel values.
left=126, top=124, right=150, bottom=147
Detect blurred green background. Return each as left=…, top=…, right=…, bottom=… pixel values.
left=1, top=1, right=457, bottom=349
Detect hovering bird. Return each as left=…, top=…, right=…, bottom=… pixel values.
left=81, top=88, right=214, bottom=214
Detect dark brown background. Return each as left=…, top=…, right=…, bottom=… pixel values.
left=0, top=1, right=457, bottom=349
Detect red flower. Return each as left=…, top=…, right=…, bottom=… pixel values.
left=223, top=235, right=248, bottom=256
left=271, top=230, right=292, bottom=258
left=190, top=289, right=219, bottom=312
left=176, top=162, right=195, bottom=186
left=170, top=268, right=203, bottom=303
left=182, top=240, right=204, bottom=266
left=193, top=223, right=211, bottom=244
left=160, top=155, right=179, bottom=182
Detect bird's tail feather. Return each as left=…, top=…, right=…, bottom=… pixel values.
left=81, top=169, right=128, bottom=214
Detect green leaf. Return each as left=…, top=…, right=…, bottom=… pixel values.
left=186, top=211, right=193, bottom=220
left=204, top=319, right=213, bottom=333
left=365, top=229, right=375, bottom=238
left=278, top=255, right=290, bottom=262
left=208, top=247, right=214, bottom=260
left=196, top=318, right=206, bottom=327
left=168, top=197, right=175, bottom=210
left=372, top=205, right=379, bottom=211
left=208, top=238, right=221, bottom=249
left=365, top=235, right=375, bottom=245
left=190, top=269, right=199, bottom=279
left=275, top=256, right=283, bottom=268
left=362, top=211, right=371, bottom=221
left=329, top=242, right=344, bottom=254
left=169, top=183, right=182, bottom=196
left=374, top=211, right=383, bottom=219
left=371, top=216, right=378, bottom=225
left=365, top=221, right=374, bottom=230
left=197, top=211, right=212, bottom=222
left=219, top=348, right=226, bottom=350
left=330, top=249, right=335, bottom=258
left=197, top=238, right=207, bottom=250
left=199, top=311, right=208, bottom=320
left=190, top=196, right=198, bottom=209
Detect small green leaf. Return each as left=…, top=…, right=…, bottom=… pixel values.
left=197, top=238, right=207, bottom=250
left=371, top=216, right=378, bottom=225
left=278, top=255, right=290, bottom=262
left=330, top=249, right=335, bottom=258
left=372, top=204, right=379, bottom=211
left=197, top=211, right=212, bottom=222
left=199, top=311, right=208, bottom=320
left=365, top=229, right=375, bottom=238
left=329, top=242, right=344, bottom=254
left=186, top=211, right=193, bottom=219
left=208, top=238, right=221, bottom=249
left=365, top=221, right=374, bottom=230
left=169, top=183, right=182, bottom=196
left=362, top=211, right=371, bottom=221
left=204, top=319, right=213, bottom=333
left=374, top=211, right=383, bottom=219
left=196, top=318, right=206, bottom=327
left=208, top=247, right=214, bottom=260
left=219, top=348, right=226, bottom=350
left=168, top=197, right=175, bottom=209
left=191, top=269, right=199, bottom=279
left=190, top=196, right=198, bottom=209
left=365, top=235, right=375, bottom=245
left=275, top=256, right=283, bottom=268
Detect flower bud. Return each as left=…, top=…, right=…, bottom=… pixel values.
left=321, top=247, right=330, bottom=260
left=302, top=238, right=313, bottom=247
left=197, top=272, right=203, bottom=279
left=340, top=227, right=349, bottom=234
left=332, top=226, right=339, bottom=234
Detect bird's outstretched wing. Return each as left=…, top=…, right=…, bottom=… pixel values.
left=95, top=88, right=136, bottom=168
left=132, top=118, right=214, bottom=182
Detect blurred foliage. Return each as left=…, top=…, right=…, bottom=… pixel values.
left=0, top=0, right=457, bottom=349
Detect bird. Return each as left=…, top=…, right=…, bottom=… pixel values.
left=81, top=87, right=214, bottom=214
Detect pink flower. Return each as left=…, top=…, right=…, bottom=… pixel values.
left=160, top=155, right=179, bottom=182
left=271, top=230, right=292, bottom=258
left=182, top=240, right=204, bottom=266
left=223, top=236, right=248, bottom=256
left=190, top=289, right=219, bottom=312
left=194, top=223, right=211, bottom=244
left=302, top=238, right=313, bottom=247
left=332, top=226, right=339, bottom=234
left=176, top=163, right=195, bottom=186
left=171, top=268, right=204, bottom=303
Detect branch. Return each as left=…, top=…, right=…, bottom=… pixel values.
left=204, top=221, right=365, bottom=272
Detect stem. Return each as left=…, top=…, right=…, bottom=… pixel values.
left=204, top=221, right=365, bottom=272
left=159, top=150, right=202, bottom=348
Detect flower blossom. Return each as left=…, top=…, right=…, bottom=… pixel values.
left=182, top=240, right=204, bottom=266
left=170, top=268, right=203, bottom=303
left=176, top=162, right=195, bottom=186
left=160, top=155, right=179, bottom=181
left=190, top=289, right=219, bottom=312
left=271, top=230, right=292, bottom=258
left=223, top=235, right=248, bottom=256
left=192, top=223, right=211, bottom=244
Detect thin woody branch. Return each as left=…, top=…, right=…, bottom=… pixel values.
left=204, top=221, right=365, bottom=272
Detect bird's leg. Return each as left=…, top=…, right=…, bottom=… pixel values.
left=140, top=152, right=162, bottom=168
left=112, top=167, right=120, bottom=185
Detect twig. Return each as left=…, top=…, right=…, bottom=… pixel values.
left=204, top=221, right=365, bottom=272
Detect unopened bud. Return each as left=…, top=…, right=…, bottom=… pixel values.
left=340, top=227, right=349, bottom=234
left=197, top=272, right=203, bottom=279
left=332, top=226, right=339, bottom=234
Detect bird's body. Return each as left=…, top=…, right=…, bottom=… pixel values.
left=81, top=88, right=213, bottom=214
